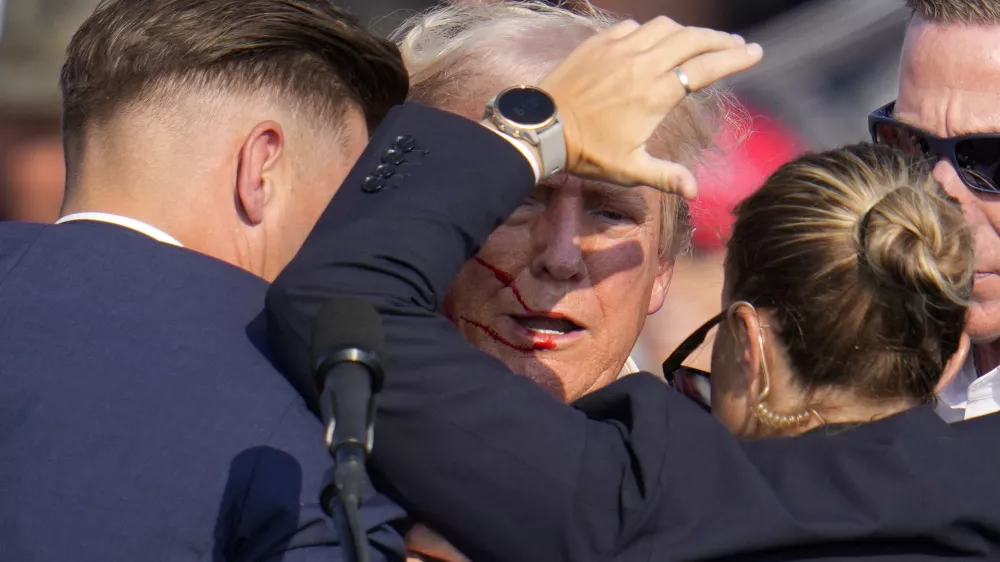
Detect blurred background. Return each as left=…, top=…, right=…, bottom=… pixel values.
left=0, top=0, right=909, bottom=372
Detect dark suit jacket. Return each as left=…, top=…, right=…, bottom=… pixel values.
left=268, top=102, right=1000, bottom=561
left=0, top=220, right=405, bottom=561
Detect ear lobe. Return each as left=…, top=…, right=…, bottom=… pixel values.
left=236, top=121, right=284, bottom=226
left=646, top=260, right=674, bottom=315
left=936, top=332, right=970, bottom=395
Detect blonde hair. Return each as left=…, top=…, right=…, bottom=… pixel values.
left=726, top=143, right=973, bottom=402
left=391, top=0, right=732, bottom=258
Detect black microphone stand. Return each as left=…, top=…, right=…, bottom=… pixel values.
left=320, top=450, right=370, bottom=562
left=317, top=350, right=381, bottom=562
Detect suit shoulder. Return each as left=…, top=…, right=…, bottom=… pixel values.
left=0, top=221, right=46, bottom=284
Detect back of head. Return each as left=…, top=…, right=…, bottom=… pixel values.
left=60, top=0, right=408, bottom=176
left=390, top=0, right=735, bottom=259
left=726, top=143, right=973, bottom=403
left=905, top=0, right=1000, bottom=24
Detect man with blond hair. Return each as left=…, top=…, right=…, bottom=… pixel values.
left=392, top=0, right=718, bottom=403
left=869, top=0, right=1000, bottom=421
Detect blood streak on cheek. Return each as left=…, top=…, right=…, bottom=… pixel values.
left=472, top=257, right=567, bottom=320
left=473, top=257, right=514, bottom=284
left=466, top=257, right=561, bottom=351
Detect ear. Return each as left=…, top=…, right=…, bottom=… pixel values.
left=646, top=257, right=674, bottom=315
left=730, top=303, right=765, bottom=395
left=935, top=332, right=970, bottom=394
left=235, top=121, right=284, bottom=226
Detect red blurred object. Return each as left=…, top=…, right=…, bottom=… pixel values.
left=689, top=102, right=806, bottom=252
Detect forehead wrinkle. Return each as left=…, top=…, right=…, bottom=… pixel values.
left=900, top=21, right=1000, bottom=136
left=894, top=91, right=1000, bottom=137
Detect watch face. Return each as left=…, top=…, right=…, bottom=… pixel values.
left=496, top=87, right=556, bottom=128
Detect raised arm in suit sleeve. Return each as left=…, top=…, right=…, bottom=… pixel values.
left=267, top=103, right=946, bottom=562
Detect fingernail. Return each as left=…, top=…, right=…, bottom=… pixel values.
left=746, top=43, right=763, bottom=56
left=732, top=34, right=745, bottom=44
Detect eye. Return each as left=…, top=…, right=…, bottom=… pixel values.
left=507, top=197, right=544, bottom=225
left=594, top=208, right=634, bottom=223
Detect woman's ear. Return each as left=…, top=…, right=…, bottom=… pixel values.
left=730, top=303, right=764, bottom=395
left=936, top=332, right=970, bottom=395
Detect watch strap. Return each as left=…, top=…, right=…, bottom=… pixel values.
left=536, top=120, right=565, bottom=178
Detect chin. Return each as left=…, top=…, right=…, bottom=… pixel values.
left=494, top=353, right=571, bottom=400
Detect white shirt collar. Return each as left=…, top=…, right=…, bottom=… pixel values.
left=618, top=356, right=640, bottom=379
left=56, top=212, right=184, bottom=247
left=935, top=353, right=1000, bottom=423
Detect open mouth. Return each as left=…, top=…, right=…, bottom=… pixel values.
left=512, top=314, right=584, bottom=336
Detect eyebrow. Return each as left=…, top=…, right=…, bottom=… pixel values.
left=585, top=182, right=651, bottom=212
left=892, top=105, right=1000, bottom=137
left=531, top=179, right=653, bottom=213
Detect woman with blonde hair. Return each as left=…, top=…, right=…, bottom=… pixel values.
left=664, top=142, right=972, bottom=435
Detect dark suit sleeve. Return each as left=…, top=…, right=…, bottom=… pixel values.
left=218, top=397, right=408, bottom=562
left=266, top=103, right=862, bottom=562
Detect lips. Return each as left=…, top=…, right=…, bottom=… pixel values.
left=972, top=271, right=1000, bottom=300
left=504, top=313, right=587, bottom=351
left=512, top=314, right=583, bottom=336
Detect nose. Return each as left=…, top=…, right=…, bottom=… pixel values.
left=932, top=159, right=990, bottom=223
left=933, top=159, right=977, bottom=205
left=529, top=199, right=586, bottom=282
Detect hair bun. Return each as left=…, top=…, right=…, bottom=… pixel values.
left=857, top=183, right=972, bottom=307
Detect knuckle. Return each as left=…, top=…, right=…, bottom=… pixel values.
left=614, top=19, right=640, bottom=33
left=607, top=37, right=632, bottom=56
left=648, top=15, right=675, bottom=27
left=682, top=26, right=730, bottom=46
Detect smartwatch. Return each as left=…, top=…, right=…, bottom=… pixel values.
left=484, top=86, right=566, bottom=178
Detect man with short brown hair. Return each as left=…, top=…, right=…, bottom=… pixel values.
left=870, top=0, right=1000, bottom=421
left=58, top=0, right=407, bottom=279
left=0, top=0, right=407, bottom=560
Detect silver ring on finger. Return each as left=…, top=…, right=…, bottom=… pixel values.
left=674, top=66, right=692, bottom=96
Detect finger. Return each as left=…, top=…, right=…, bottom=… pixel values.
left=671, top=43, right=763, bottom=94
left=626, top=152, right=699, bottom=199
left=617, top=15, right=683, bottom=51
left=600, top=18, right=641, bottom=40
left=647, top=26, right=749, bottom=74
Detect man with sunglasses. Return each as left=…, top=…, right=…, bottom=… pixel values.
left=869, top=0, right=1000, bottom=422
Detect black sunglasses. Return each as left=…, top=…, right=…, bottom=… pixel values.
left=869, top=101, right=1000, bottom=194
left=662, top=312, right=722, bottom=412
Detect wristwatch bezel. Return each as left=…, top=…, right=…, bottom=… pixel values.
left=488, top=86, right=558, bottom=135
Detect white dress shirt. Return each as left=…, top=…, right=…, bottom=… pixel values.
left=936, top=354, right=1000, bottom=422
left=56, top=212, right=184, bottom=247
left=618, top=356, right=640, bottom=379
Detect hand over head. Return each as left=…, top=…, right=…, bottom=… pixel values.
left=540, top=16, right=763, bottom=198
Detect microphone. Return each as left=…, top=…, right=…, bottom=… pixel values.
left=311, top=298, right=386, bottom=562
